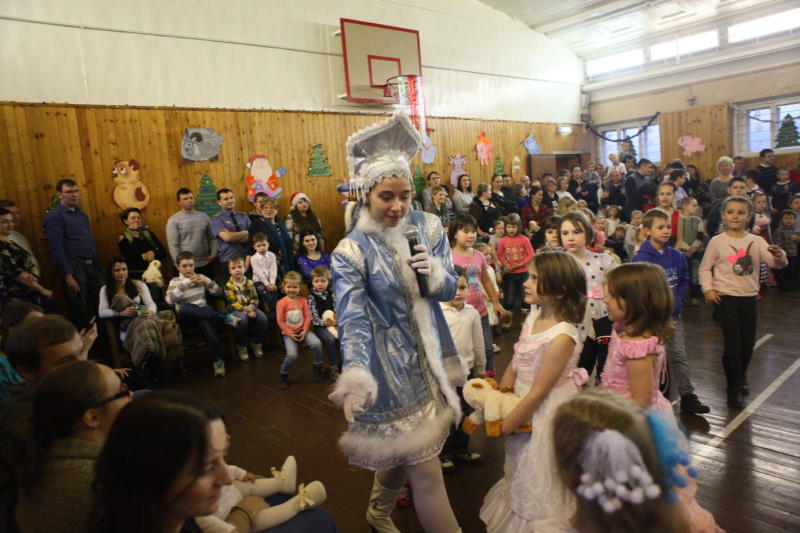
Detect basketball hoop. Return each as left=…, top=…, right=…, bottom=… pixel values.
left=383, top=74, right=427, bottom=137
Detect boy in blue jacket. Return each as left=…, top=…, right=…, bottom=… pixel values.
left=634, top=208, right=710, bottom=414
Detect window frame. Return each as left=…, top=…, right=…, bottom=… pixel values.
left=594, top=119, right=661, bottom=166
left=734, top=95, right=800, bottom=156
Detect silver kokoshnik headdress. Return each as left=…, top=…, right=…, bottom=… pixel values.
left=346, top=113, right=421, bottom=198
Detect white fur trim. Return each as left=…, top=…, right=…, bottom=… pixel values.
left=329, top=366, right=378, bottom=407
left=428, top=256, right=446, bottom=294
left=443, top=351, right=469, bottom=388
left=339, top=406, right=454, bottom=469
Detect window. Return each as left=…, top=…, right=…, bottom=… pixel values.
left=728, top=7, right=800, bottom=44
left=650, top=30, right=719, bottom=61
left=596, top=121, right=661, bottom=165
left=585, top=49, right=645, bottom=77
left=735, top=96, right=800, bottom=154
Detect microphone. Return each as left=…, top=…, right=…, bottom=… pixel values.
left=404, top=226, right=430, bottom=298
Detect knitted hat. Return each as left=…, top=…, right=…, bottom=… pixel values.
left=346, top=113, right=420, bottom=198
left=290, top=192, right=310, bottom=209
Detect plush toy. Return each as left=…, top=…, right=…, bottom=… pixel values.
left=321, top=310, right=338, bottom=339
left=462, top=377, right=531, bottom=437
left=142, top=259, right=164, bottom=287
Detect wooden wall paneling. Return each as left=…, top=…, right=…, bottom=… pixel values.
left=659, top=104, right=731, bottom=180
left=0, top=102, right=590, bottom=311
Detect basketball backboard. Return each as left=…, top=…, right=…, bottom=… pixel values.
left=339, top=18, right=422, bottom=104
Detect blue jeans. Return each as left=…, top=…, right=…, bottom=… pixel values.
left=66, top=258, right=104, bottom=330
left=178, top=303, right=225, bottom=362
left=280, top=332, right=323, bottom=374
left=313, top=326, right=340, bottom=367
left=230, top=309, right=268, bottom=347
left=480, top=314, right=494, bottom=371
left=255, top=282, right=280, bottom=313
left=666, top=317, right=694, bottom=397
left=502, top=271, right=528, bottom=311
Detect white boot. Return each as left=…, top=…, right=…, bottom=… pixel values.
left=269, top=455, right=297, bottom=494
left=251, top=481, right=326, bottom=530
left=365, top=476, right=401, bottom=533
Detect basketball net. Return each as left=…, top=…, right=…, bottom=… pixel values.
left=384, top=74, right=427, bottom=137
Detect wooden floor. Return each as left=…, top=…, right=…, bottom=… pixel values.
left=170, top=288, right=800, bottom=533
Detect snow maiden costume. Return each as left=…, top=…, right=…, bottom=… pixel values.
left=329, top=114, right=465, bottom=533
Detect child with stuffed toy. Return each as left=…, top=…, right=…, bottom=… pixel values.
left=480, top=250, right=588, bottom=531
left=439, top=265, right=486, bottom=472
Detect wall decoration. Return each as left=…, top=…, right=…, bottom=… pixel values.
left=196, top=174, right=221, bottom=217
left=421, top=135, right=437, bottom=165
left=307, top=143, right=333, bottom=177
left=45, top=194, right=59, bottom=214
left=448, top=155, right=467, bottom=188
left=494, top=156, right=504, bottom=175
left=181, top=128, right=223, bottom=161
left=112, top=159, right=151, bottom=210
left=620, top=135, right=637, bottom=159
left=511, top=156, right=522, bottom=178
left=677, top=135, right=706, bottom=157
left=476, top=132, right=493, bottom=166
left=523, top=134, right=541, bottom=155
left=775, top=114, right=799, bottom=148
left=246, top=154, right=285, bottom=200
left=413, top=165, right=426, bottom=199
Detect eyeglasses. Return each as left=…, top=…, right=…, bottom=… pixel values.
left=91, top=382, right=132, bottom=408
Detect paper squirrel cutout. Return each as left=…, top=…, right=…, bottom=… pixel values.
left=112, top=159, right=150, bottom=210
left=142, top=260, right=165, bottom=287
left=322, top=310, right=338, bottom=339
left=461, top=378, right=531, bottom=437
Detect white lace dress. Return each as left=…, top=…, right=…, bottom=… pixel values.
left=480, top=309, right=586, bottom=533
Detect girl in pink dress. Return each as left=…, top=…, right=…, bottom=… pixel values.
left=601, top=263, right=723, bottom=533
left=481, top=250, right=589, bottom=533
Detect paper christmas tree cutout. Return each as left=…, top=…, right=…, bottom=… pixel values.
left=413, top=165, right=425, bottom=199
left=197, top=174, right=221, bottom=217
left=621, top=135, right=637, bottom=159
left=494, top=156, right=504, bottom=175
left=307, top=143, right=333, bottom=177
left=45, top=194, right=59, bottom=214
left=775, top=114, right=799, bottom=148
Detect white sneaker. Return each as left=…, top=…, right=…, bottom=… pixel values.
left=237, top=346, right=249, bottom=361
left=270, top=455, right=297, bottom=494
left=212, top=359, right=226, bottom=378
left=250, top=342, right=264, bottom=358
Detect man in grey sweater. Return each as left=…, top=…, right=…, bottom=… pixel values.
left=165, top=188, right=217, bottom=278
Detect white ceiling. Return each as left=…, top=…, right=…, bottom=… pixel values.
left=479, top=0, right=788, bottom=58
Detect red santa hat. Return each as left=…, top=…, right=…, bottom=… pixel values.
left=290, top=192, right=310, bottom=209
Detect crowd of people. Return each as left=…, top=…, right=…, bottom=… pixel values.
left=0, top=108, right=798, bottom=533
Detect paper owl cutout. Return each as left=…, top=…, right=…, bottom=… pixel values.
left=421, top=135, right=437, bottom=165
left=112, top=159, right=150, bottom=210
left=246, top=154, right=285, bottom=201
left=677, top=136, right=706, bottom=156
left=182, top=128, right=223, bottom=161
left=523, top=134, right=541, bottom=155
left=449, top=155, right=467, bottom=188
left=476, top=132, right=493, bottom=166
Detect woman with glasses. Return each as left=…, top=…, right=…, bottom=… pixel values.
left=8, top=360, right=132, bottom=533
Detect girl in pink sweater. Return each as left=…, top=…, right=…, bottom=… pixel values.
left=699, top=196, right=787, bottom=408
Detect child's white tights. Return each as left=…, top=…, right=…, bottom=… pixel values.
left=377, top=457, right=459, bottom=533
